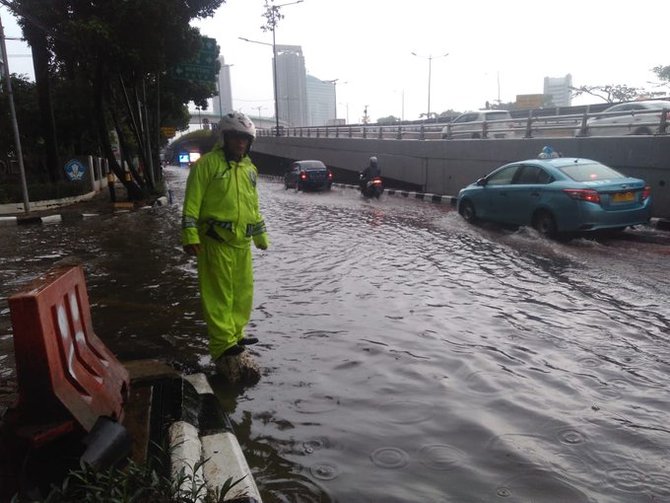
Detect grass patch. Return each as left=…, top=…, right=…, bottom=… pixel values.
left=11, top=443, right=248, bottom=503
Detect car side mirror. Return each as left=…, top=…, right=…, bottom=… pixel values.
left=476, top=177, right=487, bottom=186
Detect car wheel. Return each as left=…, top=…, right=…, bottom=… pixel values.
left=532, top=210, right=557, bottom=236
left=459, top=199, right=477, bottom=223
left=284, top=180, right=290, bottom=190
left=295, top=182, right=301, bottom=192
left=632, top=127, right=652, bottom=135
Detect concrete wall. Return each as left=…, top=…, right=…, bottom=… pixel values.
left=253, top=135, right=670, bottom=219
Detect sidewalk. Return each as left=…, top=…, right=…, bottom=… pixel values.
left=0, top=184, right=169, bottom=226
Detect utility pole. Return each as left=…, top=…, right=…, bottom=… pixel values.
left=411, top=51, right=448, bottom=120
left=0, top=15, right=30, bottom=212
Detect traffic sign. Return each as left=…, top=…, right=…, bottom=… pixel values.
left=161, top=127, right=176, bottom=138
left=170, top=36, right=219, bottom=83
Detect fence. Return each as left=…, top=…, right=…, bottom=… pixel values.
left=258, top=107, right=670, bottom=141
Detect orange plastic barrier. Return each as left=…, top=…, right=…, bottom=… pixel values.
left=8, top=266, right=129, bottom=437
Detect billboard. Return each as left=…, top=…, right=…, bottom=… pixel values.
left=515, top=94, right=545, bottom=110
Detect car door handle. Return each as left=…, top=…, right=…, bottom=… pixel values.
left=530, top=192, right=540, bottom=197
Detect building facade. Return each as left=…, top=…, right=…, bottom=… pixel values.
left=306, top=76, right=335, bottom=126
left=275, top=45, right=308, bottom=127
left=543, top=74, right=572, bottom=107
left=212, top=56, right=233, bottom=118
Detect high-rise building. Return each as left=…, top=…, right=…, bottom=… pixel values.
left=306, top=75, right=335, bottom=126
left=543, top=74, right=572, bottom=107
left=213, top=56, right=233, bottom=118
left=275, top=45, right=308, bottom=127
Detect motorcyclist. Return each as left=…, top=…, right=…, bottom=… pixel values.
left=359, top=156, right=381, bottom=191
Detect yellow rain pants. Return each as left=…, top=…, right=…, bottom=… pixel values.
left=198, top=237, right=253, bottom=359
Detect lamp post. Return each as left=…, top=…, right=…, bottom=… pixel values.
left=251, top=0, right=304, bottom=135
left=238, top=36, right=276, bottom=129
left=411, top=51, right=448, bottom=120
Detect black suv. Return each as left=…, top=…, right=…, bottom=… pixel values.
left=284, top=160, right=333, bottom=192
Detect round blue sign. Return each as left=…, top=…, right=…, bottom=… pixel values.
left=64, top=159, right=86, bottom=181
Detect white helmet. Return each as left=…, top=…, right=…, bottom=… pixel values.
left=218, top=111, right=256, bottom=140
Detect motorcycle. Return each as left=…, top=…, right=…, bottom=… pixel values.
left=359, top=173, right=384, bottom=199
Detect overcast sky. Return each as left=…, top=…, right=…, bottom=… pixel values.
left=2, top=0, right=669, bottom=123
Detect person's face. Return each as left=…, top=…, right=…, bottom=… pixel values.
left=225, top=133, right=250, bottom=160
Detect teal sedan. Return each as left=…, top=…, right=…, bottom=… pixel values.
left=457, top=157, right=652, bottom=236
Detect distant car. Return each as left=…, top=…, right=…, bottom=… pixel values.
left=457, top=157, right=652, bottom=236
left=284, top=160, right=333, bottom=192
left=577, top=100, right=670, bottom=137
left=441, top=110, right=514, bottom=139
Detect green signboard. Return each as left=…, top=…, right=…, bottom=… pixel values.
left=170, top=36, right=219, bottom=83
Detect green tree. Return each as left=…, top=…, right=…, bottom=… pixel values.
left=377, top=115, right=400, bottom=125
left=2, top=0, right=224, bottom=199
left=651, top=65, right=670, bottom=93
left=0, top=74, right=41, bottom=159
left=570, top=84, right=646, bottom=103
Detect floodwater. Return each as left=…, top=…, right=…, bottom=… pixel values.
left=1, top=166, right=669, bottom=502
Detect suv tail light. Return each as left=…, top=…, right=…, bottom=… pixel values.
left=642, top=185, right=651, bottom=201
left=563, top=188, right=601, bottom=204
left=327, top=171, right=333, bottom=180
left=300, top=172, right=308, bottom=180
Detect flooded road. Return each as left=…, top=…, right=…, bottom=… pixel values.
left=1, top=165, right=669, bottom=502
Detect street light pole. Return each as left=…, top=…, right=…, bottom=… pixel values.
left=411, top=51, right=448, bottom=120
left=271, top=25, right=279, bottom=134
left=259, top=0, right=304, bottom=135
left=0, top=15, right=29, bottom=212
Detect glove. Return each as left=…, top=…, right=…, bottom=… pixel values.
left=253, top=233, right=269, bottom=250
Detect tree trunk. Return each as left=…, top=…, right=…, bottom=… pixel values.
left=94, top=60, right=143, bottom=200
left=24, top=25, right=60, bottom=183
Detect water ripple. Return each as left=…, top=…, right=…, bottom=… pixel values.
left=369, top=447, right=409, bottom=469
left=417, top=444, right=466, bottom=471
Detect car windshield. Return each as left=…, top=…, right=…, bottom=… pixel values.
left=300, top=161, right=326, bottom=170
left=559, top=162, right=626, bottom=182
left=485, top=112, right=510, bottom=120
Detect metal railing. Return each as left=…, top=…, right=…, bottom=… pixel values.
left=258, top=108, right=670, bottom=140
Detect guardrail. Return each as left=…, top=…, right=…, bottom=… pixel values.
left=258, top=108, right=670, bottom=140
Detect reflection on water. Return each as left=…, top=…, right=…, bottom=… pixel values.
left=1, top=166, right=669, bottom=502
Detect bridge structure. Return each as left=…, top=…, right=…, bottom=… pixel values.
left=252, top=133, right=670, bottom=220
left=187, top=111, right=282, bottom=130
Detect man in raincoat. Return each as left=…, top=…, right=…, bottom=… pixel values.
left=182, top=112, right=269, bottom=364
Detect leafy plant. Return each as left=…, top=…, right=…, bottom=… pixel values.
left=10, top=442, right=248, bottom=503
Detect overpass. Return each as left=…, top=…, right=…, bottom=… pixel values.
left=187, top=112, right=283, bottom=130
left=252, top=134, right=670, bottom=219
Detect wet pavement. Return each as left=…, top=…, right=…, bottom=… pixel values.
left=1, top=165, right=670, bottom=502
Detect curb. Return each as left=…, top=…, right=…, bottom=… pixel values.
left=331, top=182, right=457, bottom=206
left=170, top=373, right=262, bottom=503
left=0, top=196, right=170, bottom=226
